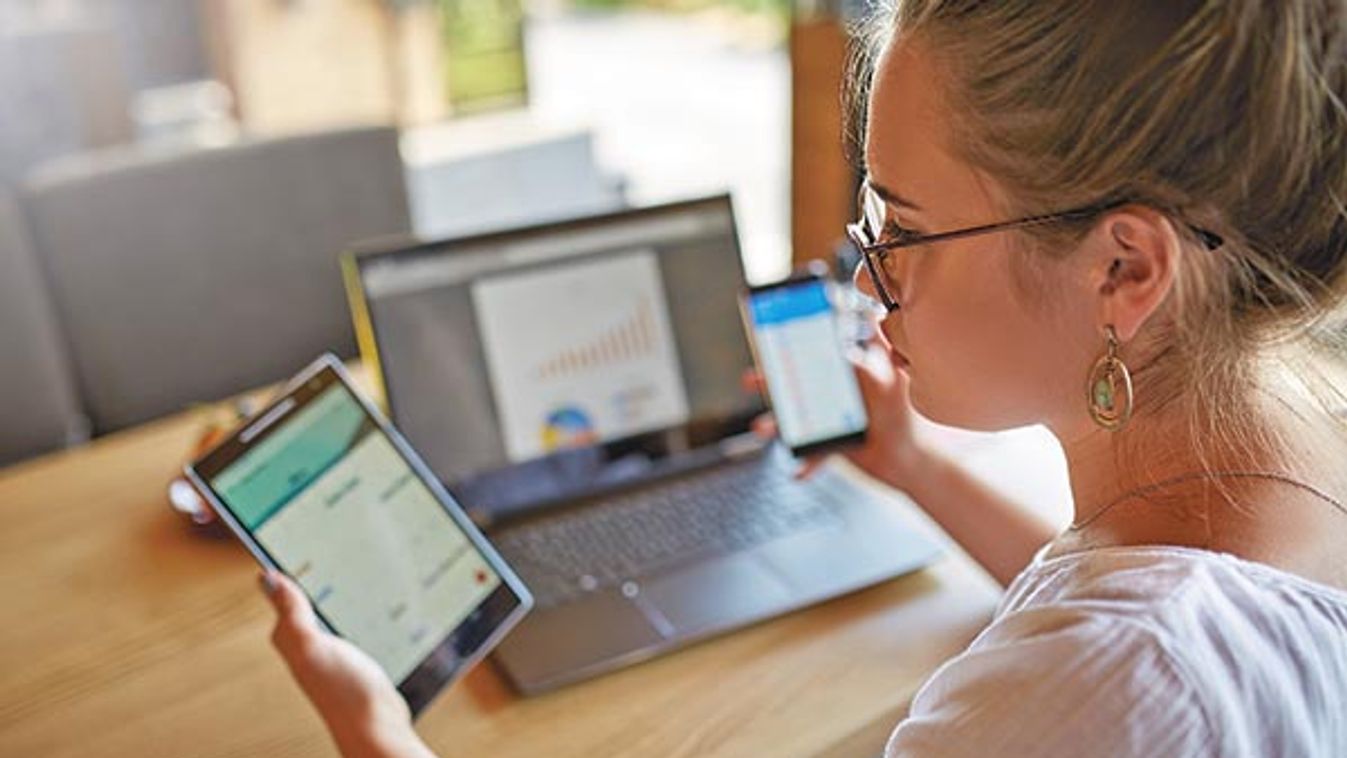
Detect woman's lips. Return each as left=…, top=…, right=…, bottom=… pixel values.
left=871, top=319, right=910, bottom=368
left=867, top=316, right=910, bottom=368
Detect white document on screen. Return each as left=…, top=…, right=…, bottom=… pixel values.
left=471, top=249, right=690, bottom=462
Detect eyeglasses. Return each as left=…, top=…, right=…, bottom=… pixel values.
left=846, top=181, right=1224, bottom=312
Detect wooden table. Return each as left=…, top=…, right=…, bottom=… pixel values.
left=0, top=394, right=1069, bottom=757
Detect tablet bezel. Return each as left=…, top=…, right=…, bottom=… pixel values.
left=186, top=354, right=533, bottom=717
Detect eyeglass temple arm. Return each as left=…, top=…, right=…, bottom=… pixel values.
left=867, top=203, right=1222, bottom=253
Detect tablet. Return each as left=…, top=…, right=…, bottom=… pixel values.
left=186, top=355, right=532, bottom=716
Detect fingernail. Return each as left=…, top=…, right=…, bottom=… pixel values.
left=258, top=570, right=278, bottom=596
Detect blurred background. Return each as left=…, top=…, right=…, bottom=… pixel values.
left=0, top=0, right=867, bottom=466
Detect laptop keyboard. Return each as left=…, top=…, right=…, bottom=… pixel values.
left=491, top=456, right=845, bottom=607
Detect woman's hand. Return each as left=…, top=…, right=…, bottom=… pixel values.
left=259, top=570, right=436, bottom=758
left=749, top=341, right=1059, bottom=585
left=746, top=340, right=931, bottom=491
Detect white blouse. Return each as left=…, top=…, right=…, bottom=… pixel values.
left=885, top=545, right=1347, bottom=757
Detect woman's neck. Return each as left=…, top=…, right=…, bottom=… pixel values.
left=1049, top=389, right=1347, bottom=587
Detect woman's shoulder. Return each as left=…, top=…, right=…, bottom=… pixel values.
left=888, top=571, right=1215, bottom=757
left=1000, top=544, right=1347, bottom=631
left=990, top=545, right=1347, bottom=696
left=885, top=546, right=1347, bottom=757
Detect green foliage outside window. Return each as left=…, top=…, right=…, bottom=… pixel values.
left=440, top=0, right=529, bottom=113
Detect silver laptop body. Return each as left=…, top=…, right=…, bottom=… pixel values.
left=349, top=196, right=941, bottom=693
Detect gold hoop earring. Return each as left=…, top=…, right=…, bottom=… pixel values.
left=1087, top=325, right=1133, bottom=431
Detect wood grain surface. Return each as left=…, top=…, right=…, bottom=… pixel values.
left=0, top=392, right=1016, bottom=757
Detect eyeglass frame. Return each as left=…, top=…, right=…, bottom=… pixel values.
left=847, top=181, right=1224, bottom=312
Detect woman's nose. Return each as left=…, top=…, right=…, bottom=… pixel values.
left=852, top=257, right=878, bottom=300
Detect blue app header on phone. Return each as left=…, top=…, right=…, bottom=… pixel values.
left=748, top=280, right=831, bottom=326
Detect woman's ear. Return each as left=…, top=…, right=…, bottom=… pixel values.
left=1092, top=206, right=1182, bottom=342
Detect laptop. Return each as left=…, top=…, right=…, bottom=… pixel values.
left=344, top=195, right=942, bottom=694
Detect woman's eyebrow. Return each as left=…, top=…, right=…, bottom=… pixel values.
left=869, top=180, right=924, bottom=211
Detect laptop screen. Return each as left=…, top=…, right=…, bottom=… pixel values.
left=353, top=196, right=763, bottom=520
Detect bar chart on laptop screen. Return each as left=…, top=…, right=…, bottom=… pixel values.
left=471, top=250, right=690, bottom=462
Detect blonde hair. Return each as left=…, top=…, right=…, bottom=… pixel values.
left=848, top=1, right=1347, bottom=480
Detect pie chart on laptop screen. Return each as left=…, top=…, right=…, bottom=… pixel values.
left=540, top=406, right=599, bottom=451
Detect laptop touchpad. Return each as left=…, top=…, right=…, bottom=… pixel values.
left=495, top=589, right=664, bottom=685
left=639, top=553, right=794, bottom=637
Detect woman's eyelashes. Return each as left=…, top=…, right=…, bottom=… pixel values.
left=884, top=219, right=923, bottom=244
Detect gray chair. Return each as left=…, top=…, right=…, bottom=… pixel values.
left=22, top=126, right=411, bottom=434
left=0, top=191, right=86, bottom=465
left=0, top=23, right=134, bottom=185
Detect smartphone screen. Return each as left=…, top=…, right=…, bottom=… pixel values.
left=743, top=275, right=868, bottom=456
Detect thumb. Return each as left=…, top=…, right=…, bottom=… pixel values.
left=793, top=455, right=826, bottom=480
left=260, top=570, right=320, bottom=650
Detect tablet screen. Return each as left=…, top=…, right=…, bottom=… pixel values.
left=203, top=378, right=505, bottom=683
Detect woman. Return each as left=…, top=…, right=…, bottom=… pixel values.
left=260, top=1, right=1347, bottom=755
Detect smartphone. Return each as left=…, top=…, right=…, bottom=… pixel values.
left=740, top=271, right=869, bottom=457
